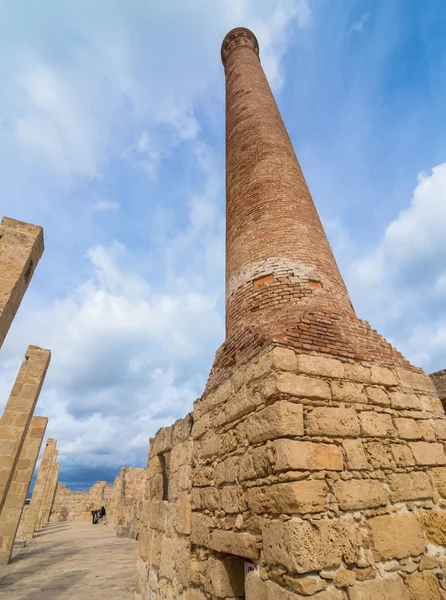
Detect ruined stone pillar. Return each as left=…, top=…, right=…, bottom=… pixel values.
left=36, top=449, right=58, bottom=531
left=0, top=416, right=47, bottom=565
left=0, top=346, right=51, bottom=514
left=41, top=460, right=59, bottom=528
left=0, top=217, right=44, bottom=348
left=19, top=438, right=56, bottom=540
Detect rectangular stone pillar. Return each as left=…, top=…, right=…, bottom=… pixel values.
left=0, top=346, right=51, bottom=514
left=0, top=416, right=47, bottom=565
left=0, top=217, right=44, bottom=349
left=36, top=449, right=58, bottom=531
left=41, top=460, right=59, bottom=528
left=19, top=438, right=56, bottom=540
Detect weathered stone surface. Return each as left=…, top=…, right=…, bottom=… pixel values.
left=359, top=412, right=394, bottom=437
left=239, top=446, right=271, bottom=481
left=203, top=556, right=245, bottom=598
left=333, top=480, right=388, bottom=511
left=220, top=485, right=247, bottom=513
left=273, top=440, right=343, bottom=471
left=306, top=408, right=360, bottom=437
left=209, top=529, right=259, bottom=560
left=370, top=366, right=398, bottom=387
left=405, top=571, right=441, bottom=600
left=409, top=442, right=446, bottom=466
left=266, top=580, right=344, bottom=600
left=245, top=571, right=268, bottom=600
left=284, top=574, right=328, bottom=595
left=333, top=569, right=356, bottom=588
left=365, top=387, right=389, bottom=406
left=263, top=518, right=360, bottom=574
left=368, top=513, right=425, bottom=560
left=347, top=575, right=410, bottom=600
left=395, top=418, right=422, bottom=439
left=296, top=355, right=344, bottom=379
left=190, top=513, right=212, bottom=547
left=432, top=467, right=446, bottom=497
left=421, top=509, right=446, bottom=546
left=342, top=440, right=369, bottom=470
left=389, top=391, right=422, bottom=410
left=245, top=402, right=303, bottom=444
left=247, top=480, right=327, bottom=514
left=388, top=471, right=433, bottom=502
left=331, top=381, right=367, bottom=404
left=275, top=373, right=331, bottom=400
left=391, top=444, right=415, bottom=467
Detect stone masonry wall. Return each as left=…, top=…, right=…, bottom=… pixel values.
left=432, top=371, right=446, bottom=409
left=111, top=467, right=146, bottom=540
left=137, top=345, right=446, bottom=599
left=49, top=481, right=112, bottom=523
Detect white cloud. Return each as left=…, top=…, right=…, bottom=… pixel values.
left=91, top=200, right=120, bottom=212
left=350, top=163, right=446, bottom=371
left=350, top=12, right=370, bottom=34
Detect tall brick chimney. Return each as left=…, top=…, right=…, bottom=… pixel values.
left=222, top=27, right=355, bottom=339
left=205, top=27, right=413, bottom=394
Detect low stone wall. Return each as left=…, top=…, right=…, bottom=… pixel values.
left=49, top=481, right=112, bottom=523
left=109, top=467, right=146, bottom=540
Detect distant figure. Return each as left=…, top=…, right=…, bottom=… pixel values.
left=100, top=506, right=108, bottom=525
left=91, top=509, right=99, bottom=525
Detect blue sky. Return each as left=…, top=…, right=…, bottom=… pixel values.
left=1, top=0, right=446, bottom=491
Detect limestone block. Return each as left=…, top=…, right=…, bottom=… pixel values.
left=397, top=368, right=436, bottom=393
left=190, top=512, right=213, bottom=547
left=344, top=363, right=371, bottom=383
left=150, top=427, right=172, bottom=456
left=198, top=435, right=220, bottom=460
left=420, top=395, right=444, bottom=414
left=432, top=419, right=446, bottom=440
left=347, top=575, right=410, bottom=600
left=184, top=589, right=207, bottom=600
left=247, top=480, right=328, bottom=514
left=331, top=381, right=367, bottom=404
left=203, top=556, right=245, bottom=598
left=175, top=492, right=191, bottom=535
left=147, top=455, right=163, bottom=479
left=388, top=472, right=433, bottom=502
left=215, top=456, right=239, bottom=485
left=342, top=440, right=369, bottom=470
left=333, top=480, right=388, bottom=510
left=159, top=537, right=175, bottom=580
left=409, top=442, right=446, bottom=465
left=296, top=354, right=344, bottom=378
left=147, top=501, right=167, bottom=532
left=239, top=446, right=271, bottom=481
left=275, top=373, right=331, bottom=400
left=306, top=407, right=360, bottom=437
left=391, top=444, right=415, bottom=467
left=170, top=441, right=193, bottom=472
left=364, top=387, right=390, bottom=406
left=220, top=485, right=247, bottom=513
left=359, top=412, right=394, bottom=437
left=246, top=571, right=268, bottom=600
left=368, top=513, right=425, bottom=560
left=395, top=418, right=422, bottom=440
left=263, top=518, right=360, bottom=574
left=433, top=467, right=446, bottom=497
left=209, top=529, right=259, bottom=560
left=200, top=487, right=221, bottom=511
left=405, top=571, right=441, bottom=600
left=273, top=439, right=343, bottom=471
left=149, top=474, right=163, bottom=501
left=369, top=366, right=398, bottom=387
left=283, top=574, right=328, bottom=595
left=223, top=388, right=261, bottom=425
left=389, top=391, right=422, bottom=410
left=171, top=414, right=193, bottom=445
left=269, top=346, right=298, bottom=371
left=365, top=442, right=392, bottom=468
left=245, top=402, right=303, bottom=444
left=421, top=509, right=446, bottom=546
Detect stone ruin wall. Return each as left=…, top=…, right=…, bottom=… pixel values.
left=431, top=370, right=446, bottom=410
left=136, top=344, right=446, bottom=600
left=49, top=481, right=112, bottom=523
left=109, top=466, right=146, bottom=540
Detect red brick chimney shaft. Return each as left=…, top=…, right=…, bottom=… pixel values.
left=222, top=28, right=356, bottom=340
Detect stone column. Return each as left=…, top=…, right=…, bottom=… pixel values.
left=36, top=449, right=58, bottom=531
left=0, top=416, right=47, bottom=565
left=0, top=217, right=44, bottom=348
left=41, top=460, right=59, bottom=528
left=0, top=346, right=51, bottom=513
left=19, top=438, right=56, bottom=540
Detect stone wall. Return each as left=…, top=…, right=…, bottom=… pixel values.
left=431, top=370, right=446, bottom=409
left=49, top=481, right=112, bottom=523
left=109, top=467, right=146, bottom=540
left=136, top=345, right=446, bottom=599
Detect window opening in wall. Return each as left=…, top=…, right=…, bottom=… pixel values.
left=24, top=260, right=34, bottom=284
left=160, top=452, right=171, bottom=501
